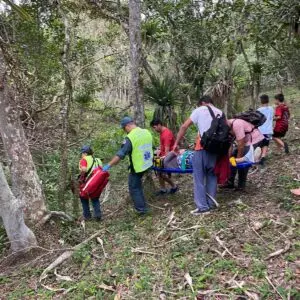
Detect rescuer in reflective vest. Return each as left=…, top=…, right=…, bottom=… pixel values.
left=103, top=117, right=153, bottom=214
left=79, top=145, right=103, bottom=221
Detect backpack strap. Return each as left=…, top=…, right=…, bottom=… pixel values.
left=86, top=157, right=95, bottom=177
left=206, top=105, right=216, bottom=119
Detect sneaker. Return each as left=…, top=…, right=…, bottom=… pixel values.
left=209, top=205, right=218, bottom=210
left=219, top=183, right=235, bottom=189
left=234, top=187, right=246, bottom=193
left=155, top=189, right=168, bottom=196
left=284, top=142, right=289, bottom=154
left=168, top=186, right=178, bottom=194
left=95, top=217, right=102, bottom=222
left=190, top=208, right=210, bottom=215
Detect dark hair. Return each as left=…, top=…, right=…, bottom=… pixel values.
left=198, top=95, right=213, bottom=106
left=86, top=148, right=94, bottom=155
left=150, top=119, right=163, bottom=127
left=260, top=94, right=269, bottom=104
left=275, top=93, right=284, bottom=102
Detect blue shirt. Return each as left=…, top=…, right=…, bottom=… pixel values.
left=116, top=138, right=132, bottom=159
left=258, top=106, right=274, bottom=135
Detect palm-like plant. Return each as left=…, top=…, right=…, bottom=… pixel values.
left=144, top=76, right=178, bottom=132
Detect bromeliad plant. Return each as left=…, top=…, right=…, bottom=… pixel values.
left=144, top=75, right=178, bottom=132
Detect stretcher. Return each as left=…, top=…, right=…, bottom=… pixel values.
left=152, top=161, right=256, bottom=174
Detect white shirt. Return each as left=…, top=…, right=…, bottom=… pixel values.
left=258, top=106, right=274, bottom=135
left=190, top=105, right=223, bottom=135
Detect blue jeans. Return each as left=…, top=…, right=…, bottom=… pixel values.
left=128, top=171, right=148, bottom=213
left=192, top=150, right=217, bottom=210
left=80, top=197, right=101, bottom=219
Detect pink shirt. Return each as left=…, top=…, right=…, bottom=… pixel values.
left=228, top=119, right=264, bottom=146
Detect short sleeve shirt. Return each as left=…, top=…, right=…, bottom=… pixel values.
left=228, top=119, right=264, bottom=146
left=160, top=128, right=175, bottom=157
left=190, top=105, right=223, bottom=136
left=258, top=106, right=274, bottom=135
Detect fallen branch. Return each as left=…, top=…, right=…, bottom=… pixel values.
left=40, top=229, right=104, bottom=282
left=265, top=275, right=284, bottom=299
left=54, top=269, right=74, bottom=282
left=265, top=241, right=291, bottom=260
left=39, top=211, right=74, bottom=225
left=131, top=248, right=159, bottom=255
left=248, top=225, right=271, bottom=249
left=231, top=280, right=259, bottom=300
left=215, top=236, right=238, bottom=259
left=154, top=234, right=190, bottom=248
left=97, top=237, right=108, bottom=258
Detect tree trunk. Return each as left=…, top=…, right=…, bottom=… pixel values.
left=0, top=52, right=46, bottom=221
left=57, top=8, right=73, bottom=211
left=239, top=41, right=255, bottom=109
left=129, top=0, right=144, bottom=127
left=0, top=163, right=37, bottom=252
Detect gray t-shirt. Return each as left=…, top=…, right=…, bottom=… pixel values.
left=190, top=105, right=223, bottom=135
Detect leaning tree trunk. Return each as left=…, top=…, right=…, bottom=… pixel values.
left=0, top=52, right=46, bottom=221
left=129, top=0, right=144, bottom=127
left=0, top=163, right=37, bottom=252
left=57, top=8, right=73, bottom=211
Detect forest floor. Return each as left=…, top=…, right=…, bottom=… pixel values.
left=0, top=94, right=300, bottom=299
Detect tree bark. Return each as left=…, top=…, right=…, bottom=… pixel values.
left=0, top=163, right=37, bottom=252
left=239, top=41, right=255, bottom=109
left=0, top=51, right=46, bottom=221
left=57, top=8, right=73, bottom=211
left=129, top=0, right=144, bottom=127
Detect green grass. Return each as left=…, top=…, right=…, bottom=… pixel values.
left=1, top=86, right=300, bottom=299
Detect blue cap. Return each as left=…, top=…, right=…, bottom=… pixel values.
left=120, top=116, right=134, bottom=128
left=81, top=145, right=91, bottom=153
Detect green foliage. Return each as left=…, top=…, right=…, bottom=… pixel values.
left=144, top=76, right=177, bottom=107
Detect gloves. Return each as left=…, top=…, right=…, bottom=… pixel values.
left=102, top=165, right=111, bottom=172
left=229, top=157, right=237, bottom=167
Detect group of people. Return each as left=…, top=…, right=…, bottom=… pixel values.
left=78, top=93, right=290, bottom=220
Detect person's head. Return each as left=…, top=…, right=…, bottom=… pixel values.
left=274, top=93, right=285, bottom=105
left=260, top=94, right=269, bottom=105
left=198, top=95, right=213, bottom=107
left=120, top=116, right=136, bottom=133
left=150, top=119, right=164, bottom=133
left=80, top=145, right=93, bottom=157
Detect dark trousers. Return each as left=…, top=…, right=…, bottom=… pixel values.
left=80, top=197, right=101, bottom=219
left=128, top=171, right=148, bottom=213
left=229, top=141, right=262, bottom=189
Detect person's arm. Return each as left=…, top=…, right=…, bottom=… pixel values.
left=173, top=118, right=193, bottom=150
left=79, top=159, right=87, bottom=173
left=104, top=138, right=132, bottom=170
left=274, top=107, right=282, bottom=120
left=107, top=155, right=121, bottom=168
left=236, top=139, right=246, bottom=158
left=164, top=145, right=170, bottom=156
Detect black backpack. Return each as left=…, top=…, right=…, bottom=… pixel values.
left=200, top=106, right=232, bottom=155
left=233, top=109, right=266, bottom=128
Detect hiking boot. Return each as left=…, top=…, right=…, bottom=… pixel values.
left=168, top=186, right=178, bottom=194
left=284, top=142, right=289, bottom=154
left=219, top=183, right=235, bottom=189
left=95, top=217, right=102, bottom=222
left=234, top=187, right=247, bottom=193
left=190, top=208, right=210, bottom=215
left=155, top=189, right=168, bottom=196
left=259, top=157, right=266, bottom=166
